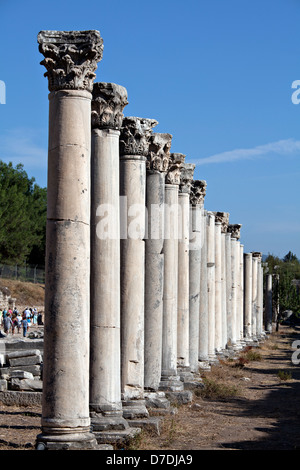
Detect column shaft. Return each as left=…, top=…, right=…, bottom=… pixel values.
left=265, top=274, right=273, bottom=333
left=189, top=203, right=201, bottom=372
left=207, top=212, right=216, bottom=361
left=177, top=192, right=190, bottom=369
left=214, top=221, right=222, bottom=352
left=244, top=253, right=253, bottom=341
left=199, top=209, right=209, bottom=364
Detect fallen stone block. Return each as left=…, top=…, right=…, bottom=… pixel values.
left=10, top=370, right=34, bottom=380
left=7, top=349, right=41, bottom=359
left=10, top=378, right=43, bottom=391
left=0, top=390, right=42, bottom=406
left=164, top=390, right=193, bottom=405
left=0, top=379, right=7, bottom=391
left=1, top=364, right=41, bottom=378
left=8, top=354, right=42, bottom=367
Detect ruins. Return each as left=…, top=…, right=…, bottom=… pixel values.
left=31, top=29, right=270, bottom=449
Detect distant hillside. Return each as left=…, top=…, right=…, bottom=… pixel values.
left=0, top=278, right=45, bottom=308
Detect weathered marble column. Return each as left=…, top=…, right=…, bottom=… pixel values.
left=243, top=253, right=253, bottom=342
left=237, top=243, right=245, bottom=345
left=227, top=224, right=242, bottom=349
left=144, top=132, right=172, bottom=391
left=214, top=212, right=229, bottom=351
left=36, top=30, right=103, bottom=450
left=256, top=254, right=264, bottom=339
left=89, top=82, right=128, bottom=433
left=177, top=163, right=195, bottom=378
left=225, top=231, right=232, bottom=349
left=214, top=219, right=223, bottom=353
left=197, top=183, right=209, bottom=368
left=251, top=252, right=259, bottom=342
left=189, top=181, right=204, bottom=372
left=119, top=116, right=157, bottom=417
left=265, top=273, right=273, bottom=333
left=207, top=212, right=216, bottom=361
left=159, top=153, right=185, bottom=391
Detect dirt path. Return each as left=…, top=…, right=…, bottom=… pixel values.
left=0, top=324, right=299, bottom=451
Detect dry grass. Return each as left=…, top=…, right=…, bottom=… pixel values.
left=0, top=278, right=44, bottom=308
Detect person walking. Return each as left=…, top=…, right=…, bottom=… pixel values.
left=3, top=314, right=13, bottom=335
left=21, top=315, right=28, bottom=338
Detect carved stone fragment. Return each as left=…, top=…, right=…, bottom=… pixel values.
left=214, top=211, right=230, bottom=233
left=147, top=133, right=172, bottom=173
left=120, top=117, right=158, bottom=156
left=37, top=30, right=104, bottom=92
left=227, top=223, right=242, bottom=239
left=91, top=82, right=128, bottom=130
left=165, top=153, right=185, bottom=185
left=179, top=163, right=195, bottom=194
left=190, top=180, right=207, bottom=206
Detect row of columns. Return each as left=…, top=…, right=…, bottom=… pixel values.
left=36, top=30, right=267, bottom=450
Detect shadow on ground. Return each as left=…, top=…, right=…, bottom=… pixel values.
left=219, top=327, right=300, bottom=450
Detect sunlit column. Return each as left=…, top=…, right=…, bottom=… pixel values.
left=37, top=29, right=103, bottom=450
left=89, top=82, right=128, bottom=432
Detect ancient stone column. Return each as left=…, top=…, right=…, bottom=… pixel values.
left=243, top=253, right=253, bottom=342
left=214, top=219, right=223, bottom=353
left=214, top=212, right=229, bottom=351
left=144, top=132, right=172, bottom=392
left=227, top=224, right=242, bottom=349
left=251, top=253, right=259, bottom=342
left=265, top=273, right=273, bottom=333
left=207, top=212, right=216, bottom=361
left=256, top=254, right=264, bottom=339
left=225, top=231, right=232, bottom=350
left=89, top=82, right=128, bottom=433
left=119, top=116, right=158, bottom=418
left=159, top=153, right=185, bottom=391
left=36, top=30, right=103, bottom=450
left=189, top=181, right=204, bottom=372
left=197, top=183, right=209, bottom=368
left=177, top=163, right=195, bottom=378
left=239, top=244, right=245, bottom=344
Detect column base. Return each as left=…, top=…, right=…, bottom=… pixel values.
left=198, top=360, right=211, bottom=371
left=90, top=411, right=129, bottom=432
left=35, top=429, right=102, bottom=451
left=144, top=390, right=171, bottom=411
left=122, top=399, right=149, bottom=420
left=158, top=374, right=184, bottom=392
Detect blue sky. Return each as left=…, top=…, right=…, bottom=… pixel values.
left=0, top=0, right=299, bottom=259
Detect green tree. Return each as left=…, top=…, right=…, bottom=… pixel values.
left=0, top=161, right=47, bottom=265
left=265, top=252, right=300, bottom=317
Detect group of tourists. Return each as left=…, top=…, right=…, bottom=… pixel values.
left=0, top=307, right=43, bottom=338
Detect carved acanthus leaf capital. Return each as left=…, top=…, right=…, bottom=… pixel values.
left=190, top=180, right=207, bottom=206
left=91, top=82, right=128, bottom=130
left=147, top=133, right=172, bottom=173
left=165, top=153, right=185, bottom=185
left=214, top=212, right=230, bottom=233
left=227, top=223, right=242, bottom=239
left=179, top=163, right=195, bottom=194
left=37, top=30, right=104, bottom=93
left=119, top=116, right=158, bottom=156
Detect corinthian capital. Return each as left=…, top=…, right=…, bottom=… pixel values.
left=214, top=212, right=230, bottom=233
left=165, top=153, right=185, bottom=185
left=190, top=180, right=207, bottom=206
left=91, top=82, right=128, bottom=130
left=227, top=223, right=242, bottom=240
left=146, top=133, right=172, bottom=172
left=179, top=163, right=195, bottom=194
left=37, top=30, right=103, bottom=92
left=119, top=116, right=158, bottom=156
